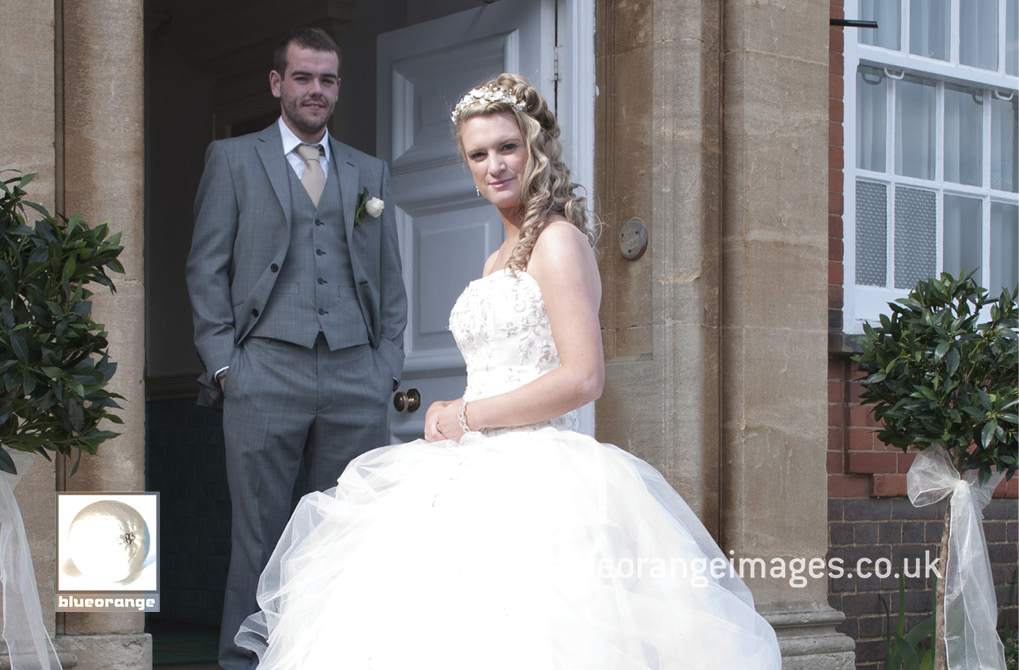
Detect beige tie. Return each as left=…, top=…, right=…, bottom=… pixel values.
left=296, top=144, right=325, bottom=207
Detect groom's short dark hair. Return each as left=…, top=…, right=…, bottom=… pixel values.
left=274, top=27, right=341, bottom=74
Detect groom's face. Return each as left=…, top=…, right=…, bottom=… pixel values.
left=270, top=44, right=340, bottom=143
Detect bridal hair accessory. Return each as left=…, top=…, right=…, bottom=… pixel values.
left=457, top=399, right=473, bottom=433
left=451, top=85, right=526, bottom=123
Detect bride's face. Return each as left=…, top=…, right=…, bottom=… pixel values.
left=460, top=112, right=528, bottom=213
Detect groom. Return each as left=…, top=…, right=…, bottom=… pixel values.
left=186, top=27, right=407, bottom=670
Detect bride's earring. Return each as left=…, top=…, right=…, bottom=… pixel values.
left=476, top=186, right=481, bottom=197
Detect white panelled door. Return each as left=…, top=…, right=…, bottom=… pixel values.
left=378, top=0, right=554, bottom=441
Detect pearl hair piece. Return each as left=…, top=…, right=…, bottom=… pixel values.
left=451, top=85, right=526, bottom=123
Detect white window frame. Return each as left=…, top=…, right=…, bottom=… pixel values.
left=843, top=0, right=1019, bottom=333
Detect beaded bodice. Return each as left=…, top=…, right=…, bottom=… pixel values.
left=448, top=270, right=578, bottom=432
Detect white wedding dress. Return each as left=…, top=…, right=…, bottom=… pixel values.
left=236, top=270, right=781, bottom=669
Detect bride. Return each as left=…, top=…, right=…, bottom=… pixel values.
left=236, top=73, right=782, bottom=669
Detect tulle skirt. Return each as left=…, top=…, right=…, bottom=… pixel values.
left=236, top=427, right=781, bottom=669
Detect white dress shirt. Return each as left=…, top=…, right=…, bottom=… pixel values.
left=279, top=117, right=331, bottom=180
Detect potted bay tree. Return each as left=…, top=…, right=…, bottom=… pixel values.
left=1, top=170, right=124, bottom=473
left=854, top=271, right=1017, bottom=670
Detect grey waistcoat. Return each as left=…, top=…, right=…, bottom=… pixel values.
left=249, top=153, right=369, bottom=350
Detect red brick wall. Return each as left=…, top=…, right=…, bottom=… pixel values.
left=829, top=358, right=1019, bottom=500
left=826, top=2, right=1018, bottom=667
left=827, top=493, right=1018, bottom=669
left=829, top=0, right=845, bottom=333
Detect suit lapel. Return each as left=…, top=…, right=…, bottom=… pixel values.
left=332, top=138, right=360, bottom=245
left=255, top=123, right=292, bottom=229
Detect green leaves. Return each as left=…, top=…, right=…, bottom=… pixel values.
left=0, top=170, right=125, bottom=475
left=353, top=186, right=369, bottom=226
left=854, top=271, right=1018, bottom=483
left=881, top=573, right=937, bottom=670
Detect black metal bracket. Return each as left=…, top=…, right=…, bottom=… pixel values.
left=831, top=19, right=879, bottom=28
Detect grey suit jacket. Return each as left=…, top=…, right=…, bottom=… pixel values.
left=186, top=122, right=407, bottom=408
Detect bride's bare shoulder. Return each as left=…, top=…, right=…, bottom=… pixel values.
left=541, top=218, right=591, bottom=242
left=530, top=219, right=595, bottom=266
left=528, top=219, right=599, bottom=295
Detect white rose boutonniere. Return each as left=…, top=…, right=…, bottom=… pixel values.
left=366, top=197, right=384, bottom=217
left=355, top=187, right=384, bottom=226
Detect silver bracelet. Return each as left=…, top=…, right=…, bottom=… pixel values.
left=457, top=399, right=472, bottom=433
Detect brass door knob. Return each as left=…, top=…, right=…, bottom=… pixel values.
left=393, top=388, right=421, bottom=412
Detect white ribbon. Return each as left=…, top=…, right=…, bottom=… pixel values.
left=0, top=450, right=63, bottom=670
left=907, top=445, right=1006, bottom=670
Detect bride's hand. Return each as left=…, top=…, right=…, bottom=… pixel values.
left=424, top=399, right=462, bottom=442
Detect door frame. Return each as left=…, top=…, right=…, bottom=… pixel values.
left=555, top=0, right=596, bottom=434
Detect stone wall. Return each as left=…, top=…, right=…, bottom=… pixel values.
left=0, top=1, right=152, bottom=666
left=0, top=0, right=63, bottom=663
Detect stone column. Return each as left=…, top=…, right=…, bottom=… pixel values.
left=718, top=0, right=853, bottom=666
left=57, top=0, right=150, bottom=666
left=596, top=0, right=723, bottom=529
left=596, top=0, right=855, bottom=666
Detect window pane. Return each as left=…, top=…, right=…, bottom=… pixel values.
left=910, top=0, right=949, bottom=60
left=943, top=195, right=983, bottom=278
left=959, top=0, right=997, bottom=70
left=991, top=202, right=1019, bottom=291
left=992, top=95, right=1019, bottom=192
left=1008, top=0, right=1018, bottom=76
left=856, top=180, right=889, bottom=286
left=894, top=186, right=937, bottom=288
left=857, top=66, right=887, bottom=172
left=944, top=85, right=984, bottom=186
left=895, top=75, right=936, bottom=179
left=859, top=0, right=901, bottom=50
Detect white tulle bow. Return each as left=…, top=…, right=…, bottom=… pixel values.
left=0, top=451, right=63, bottom=670
left=906, top=445, right=1006, bottom=670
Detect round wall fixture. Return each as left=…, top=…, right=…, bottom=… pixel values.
left=618, top=218, right=648, bottom=260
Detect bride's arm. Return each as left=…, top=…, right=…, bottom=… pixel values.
left=424, top=249, right=502, bottom=441
left=429, top=221, right=604, bottom=440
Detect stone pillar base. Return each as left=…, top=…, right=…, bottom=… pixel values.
left=54, top=633, right=150, bottom=670
left=765, top=604, right=856, bottom=669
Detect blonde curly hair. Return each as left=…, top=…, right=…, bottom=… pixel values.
left=452, top=73, right=595, bottom=272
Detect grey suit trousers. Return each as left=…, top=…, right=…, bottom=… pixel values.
left=219, top=335, right=392, bottom=669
